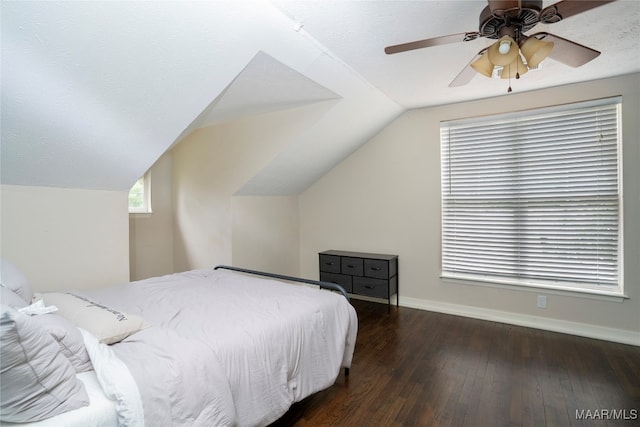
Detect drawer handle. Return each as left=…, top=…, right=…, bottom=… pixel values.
left=365, top=285, right=375, bottom=289
left=324, top=262, right=334, bottom=266
left=370, top=267, right=381, bottom=271
left=347, top=264, right=356, bottom=269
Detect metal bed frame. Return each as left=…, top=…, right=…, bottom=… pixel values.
left=214, top=265, right=350, bottom=301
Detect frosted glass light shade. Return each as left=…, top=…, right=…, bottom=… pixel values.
left=520, top=37, right=554, bottom=68
left=488, top=36, right=518, bottom=66
left=470, top=51, right=494, bottom=77
left=501, top=54, right=528, bottom=79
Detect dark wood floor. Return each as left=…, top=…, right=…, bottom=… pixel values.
left=272, top=299, right=640, bottom=427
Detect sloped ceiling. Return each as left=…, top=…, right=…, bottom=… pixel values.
left=199, top=51, right=340, bottom=128
left=1, top=1, right=402, bottom=193
left=2, top=1, right=638, bottom=195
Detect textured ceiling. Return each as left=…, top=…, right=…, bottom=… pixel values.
left=272, top=0, right=640, bottom=108
left=1, top=1, right=638, bottom=195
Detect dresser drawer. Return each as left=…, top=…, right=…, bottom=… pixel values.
left=364, top=258, right=389, bottom=279
left=319, top=250, right=398, bottom=308
left=353, top=277, right=389, bottom=299
left=319, top=254, right=341, bottom=273
left=341, top=257, right=363, bottom=276
left=320, top=272, right=353, bottom=293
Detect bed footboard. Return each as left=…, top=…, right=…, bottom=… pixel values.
left=213, top=265, right=350, bottom=302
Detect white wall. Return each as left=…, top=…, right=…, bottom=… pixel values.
left=299, top=73, right=640, bottom=345
left=129, top=152, right=174, bottom=281
left=1, top=185, right=130, bottom=292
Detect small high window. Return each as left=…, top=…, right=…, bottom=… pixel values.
left=128, top=172, right=152, bottom=214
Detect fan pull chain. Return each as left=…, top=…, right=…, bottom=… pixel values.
left=507, top=64, right=512, bottom=93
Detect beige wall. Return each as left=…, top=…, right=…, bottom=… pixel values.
left=129, top=152, right=174, bottom=281
left=300, top=73, right=640, bottom=345
left=232, top=196, right=299, bottom=276
left=128, top=73, right=638, bottom=344
left=171, top=103, right=331, bottom=274
left=1, top=185, right=130, bottom=292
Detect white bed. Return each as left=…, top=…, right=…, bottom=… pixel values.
left=0, top=263, right=358, bottom=427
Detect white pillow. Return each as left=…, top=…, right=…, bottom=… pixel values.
left=31, top=313, right=93, bottom=373
left=43, top=292, right=146, bottom=345
left=0, top=259, right=33, bottom=304
left=0, top=305, right=89, bottom=422
left=1, top=285, right=27, bottom=309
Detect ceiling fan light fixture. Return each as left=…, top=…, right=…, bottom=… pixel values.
left=488, top=36, right=518, bottom=65
left=470, top=51, right=495, bottom=77
left=384, top=0, right=607, bottom=90
left=520, top=36, right=554, bottom=68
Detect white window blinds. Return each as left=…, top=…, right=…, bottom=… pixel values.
left=441, top=98, right=622, bottom=294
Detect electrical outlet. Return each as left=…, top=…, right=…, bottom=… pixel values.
left=537, top=295, right=547, bottom=309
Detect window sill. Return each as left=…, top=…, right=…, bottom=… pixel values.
left=441, top=273, right=628, bottom=303
left=129, top=212, right=152, bottom=218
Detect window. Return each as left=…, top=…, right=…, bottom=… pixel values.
left=440, top=97, right=622, bottom=296
left=128, top=172, right=152, bottom=213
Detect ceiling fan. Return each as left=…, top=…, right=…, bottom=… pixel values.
left=385, top=0, right=616, bottom=91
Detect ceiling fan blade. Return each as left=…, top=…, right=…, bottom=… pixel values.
left=449, top=48, right=489, bottom=87
left=385, top=33, right=473, bottom=55
left=532, top=32, right=600, bottom=67
left=540, top=0, right=617, bottom=23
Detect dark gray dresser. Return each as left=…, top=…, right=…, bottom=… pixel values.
left=319, top=250, right=398, bottom=308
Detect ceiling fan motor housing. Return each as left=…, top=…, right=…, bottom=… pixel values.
left=480, top=0, right=543, bottom=40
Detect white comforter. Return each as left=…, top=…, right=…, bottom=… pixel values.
left=83, top=269, right=358, bottom=427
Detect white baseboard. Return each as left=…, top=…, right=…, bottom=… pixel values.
left=398, top=296, right=640, bottom=347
